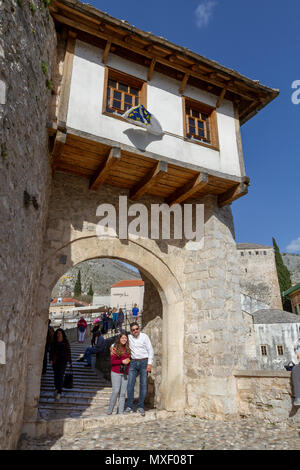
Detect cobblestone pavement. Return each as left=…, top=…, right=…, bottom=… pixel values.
left=19, top=415, right=300, bottom=450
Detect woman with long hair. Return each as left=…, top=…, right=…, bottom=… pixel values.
left=49, top=328, right=72, bottom=401
left=107, top=333, right=131, bottom=415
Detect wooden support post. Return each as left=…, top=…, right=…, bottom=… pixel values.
left=102, top=40, right=111, bottom=64
left=179, top=73, right=189, bottom=95
left=216, top=86, right=228, bottom=108
left=218, top=181, right=249, bottom=207
left=166, top=173, right=209, bottom=206
left=130, top=161, right=168, bottom=201
left=89, top=147, right=121, bottom=190
left=147, top=58, right=156, bottom=81
left=57, top=30, right=77, bottom=125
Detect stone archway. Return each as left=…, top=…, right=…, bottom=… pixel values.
left=23, top=235, right=185, bottom=425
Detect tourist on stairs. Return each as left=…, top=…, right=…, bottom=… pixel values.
left=76, top=331, right=105, bottom=367
left=49, top=328, right=72, bottom=401
left=77, top=316, right=87, bottom=343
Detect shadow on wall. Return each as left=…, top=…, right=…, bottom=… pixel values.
left=123, top=128, right=163, bottom=151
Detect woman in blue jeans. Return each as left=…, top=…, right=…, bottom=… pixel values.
left=107, top=333, right=131, bottom=415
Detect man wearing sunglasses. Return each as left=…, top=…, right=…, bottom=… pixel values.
left=111, top=322, right=154, bottom=416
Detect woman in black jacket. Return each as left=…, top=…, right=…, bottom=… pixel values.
left=50, top=328, right=72, bottom=400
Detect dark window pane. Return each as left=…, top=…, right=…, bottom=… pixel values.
left=124, top=103, right=131, bottom=111
left=114, top=90, right=121, bottom=100
left=130, top=87, right=139, bottom=96
left=198, top=128, right=205, bottom=137
left=107, top=88, right=110, bottom=97
left=118, top=82, right=128, bottom=92
left=192, top=109, right=199, bottom=118
left=201, top=113, right=208, bottom=121
left=135, top=97, right=139, bottom=106
left=106, top=107, right=114, bottom=114
left=124, top=94, right=132, bottom=104
left=108, top=79, right=116, bottom=88
left=189, top=126, right=196, bottom=134
left=113, top=100, right=121, bottom=109
left=198, top=121, right=204, bottom=129
left=189, top=118, right=195, bottom=126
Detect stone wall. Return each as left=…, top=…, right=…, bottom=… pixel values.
left=234, top=370, right=300, bottom=424
left=0, top=1, right=56, bottom=449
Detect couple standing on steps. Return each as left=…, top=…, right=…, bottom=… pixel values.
left=108, top=322, right=154, bottom=417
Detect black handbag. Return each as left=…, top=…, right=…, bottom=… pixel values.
left=63, top=366, right=74, bottom=388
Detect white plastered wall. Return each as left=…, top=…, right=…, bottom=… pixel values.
left=67, top=40, right=243, bottom=177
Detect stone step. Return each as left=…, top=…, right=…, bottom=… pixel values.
left=40, top=389, right=112, bottom=398
left=40, top=382, right=110, bottom=390
left=39, top=396, right=109, bottom=405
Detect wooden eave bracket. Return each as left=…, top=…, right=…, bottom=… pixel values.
left=130, top=161, right=168, bottom=201
left=216, top=82, right=232, bottom=108
left=102, top=39, right=111, bottom=64
left=218, top=178, right=249, bottom=207
left=89, top=147, right=121, bottom=190
left=179, top=73, right=190, bottom=95
left=167, top=173, right=209, bottom=206
left=147, top=58, right=156, bottom=81
left=51, top=130, right=67, bottom=170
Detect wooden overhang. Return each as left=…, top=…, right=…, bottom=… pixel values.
left=48, top=0, right=279, bottom=206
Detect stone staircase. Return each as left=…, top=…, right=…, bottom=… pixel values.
left=38, top=340, right=112, bottom=420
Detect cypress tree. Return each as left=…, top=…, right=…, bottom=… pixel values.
left=88, top=283, right=94, bottom=297
left=272, top=237, right=292, bottom=311
left=74, top=270, right=82, bottom=298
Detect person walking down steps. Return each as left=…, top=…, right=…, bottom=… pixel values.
left=77, top=316, right=87, bottom=343
left=49, top=328, right=72, bottom=401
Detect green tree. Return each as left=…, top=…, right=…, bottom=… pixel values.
left=87, top=283, right=94, bottom=297
left=272, top=237, right=292, bottom=311
left=74, top=270, right=82, bottom=298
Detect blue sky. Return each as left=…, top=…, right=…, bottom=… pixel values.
left=87, top=0, right=299, bottom=254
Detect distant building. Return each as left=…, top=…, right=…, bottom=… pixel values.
left=237, top=243, right=282, bottom=311
left=110, top=280, right=145, bottom=310
left=283, top=283, right=300, bottom=315
left=243, top=309, right=300, bottom=369
left=49, top=297, right=89, bottom=318
left=93, top=295, right=111, bottom=308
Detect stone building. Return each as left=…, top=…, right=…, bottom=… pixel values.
left=237, top=243, right=282, bottom=311
left=0, top=0, right=279, bottom=449
left=242, top=309, right=300, bottom=370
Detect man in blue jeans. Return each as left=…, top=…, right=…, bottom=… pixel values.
left=125, top=322, right=154, bottom=416
left=76, top=332, right=105, bottom=367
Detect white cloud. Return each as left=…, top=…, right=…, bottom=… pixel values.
left=286, top=237, right=300, bottom=253
left=195, top=1, right=217, bottom=29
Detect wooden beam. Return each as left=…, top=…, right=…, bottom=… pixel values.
left=218, top=182, right=249, bottom=207
left=216, top=83, right=231, bottom=108
left=147, top=58, right=156, bottom=81
left=166, top=173, right=209, bottom=206
left=52, top=13, right=260, bottom=102
left=130, top=161, right=168, bottom=200
left=51, top=130, right=67, bottom=169
left=89, top=147, right=121, bottom=190
left=57, top=31, right=76, bottom=125
left=102, top=40, right=111, bottom=64
left=179, top=73, right=189, bottom=95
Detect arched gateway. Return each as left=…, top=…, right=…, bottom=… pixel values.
left=23, top=233, right=185, bottom=424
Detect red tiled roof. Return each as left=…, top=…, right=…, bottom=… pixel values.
left=50, top=297, right=89, bottom=306
left=111, top=280, right=144, bottom=288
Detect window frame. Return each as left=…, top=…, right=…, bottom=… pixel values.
left=182, top=96, right=219, bottom=151
left=261, top=345, right=267, bottom=356
left=102, top=66, right=147, bottom=122
left=277, top=345, right=284, bottom=356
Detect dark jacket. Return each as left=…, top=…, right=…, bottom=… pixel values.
left=50, top=339, right=72, bottom=364
left=94, top=335, right=106, bottom=353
